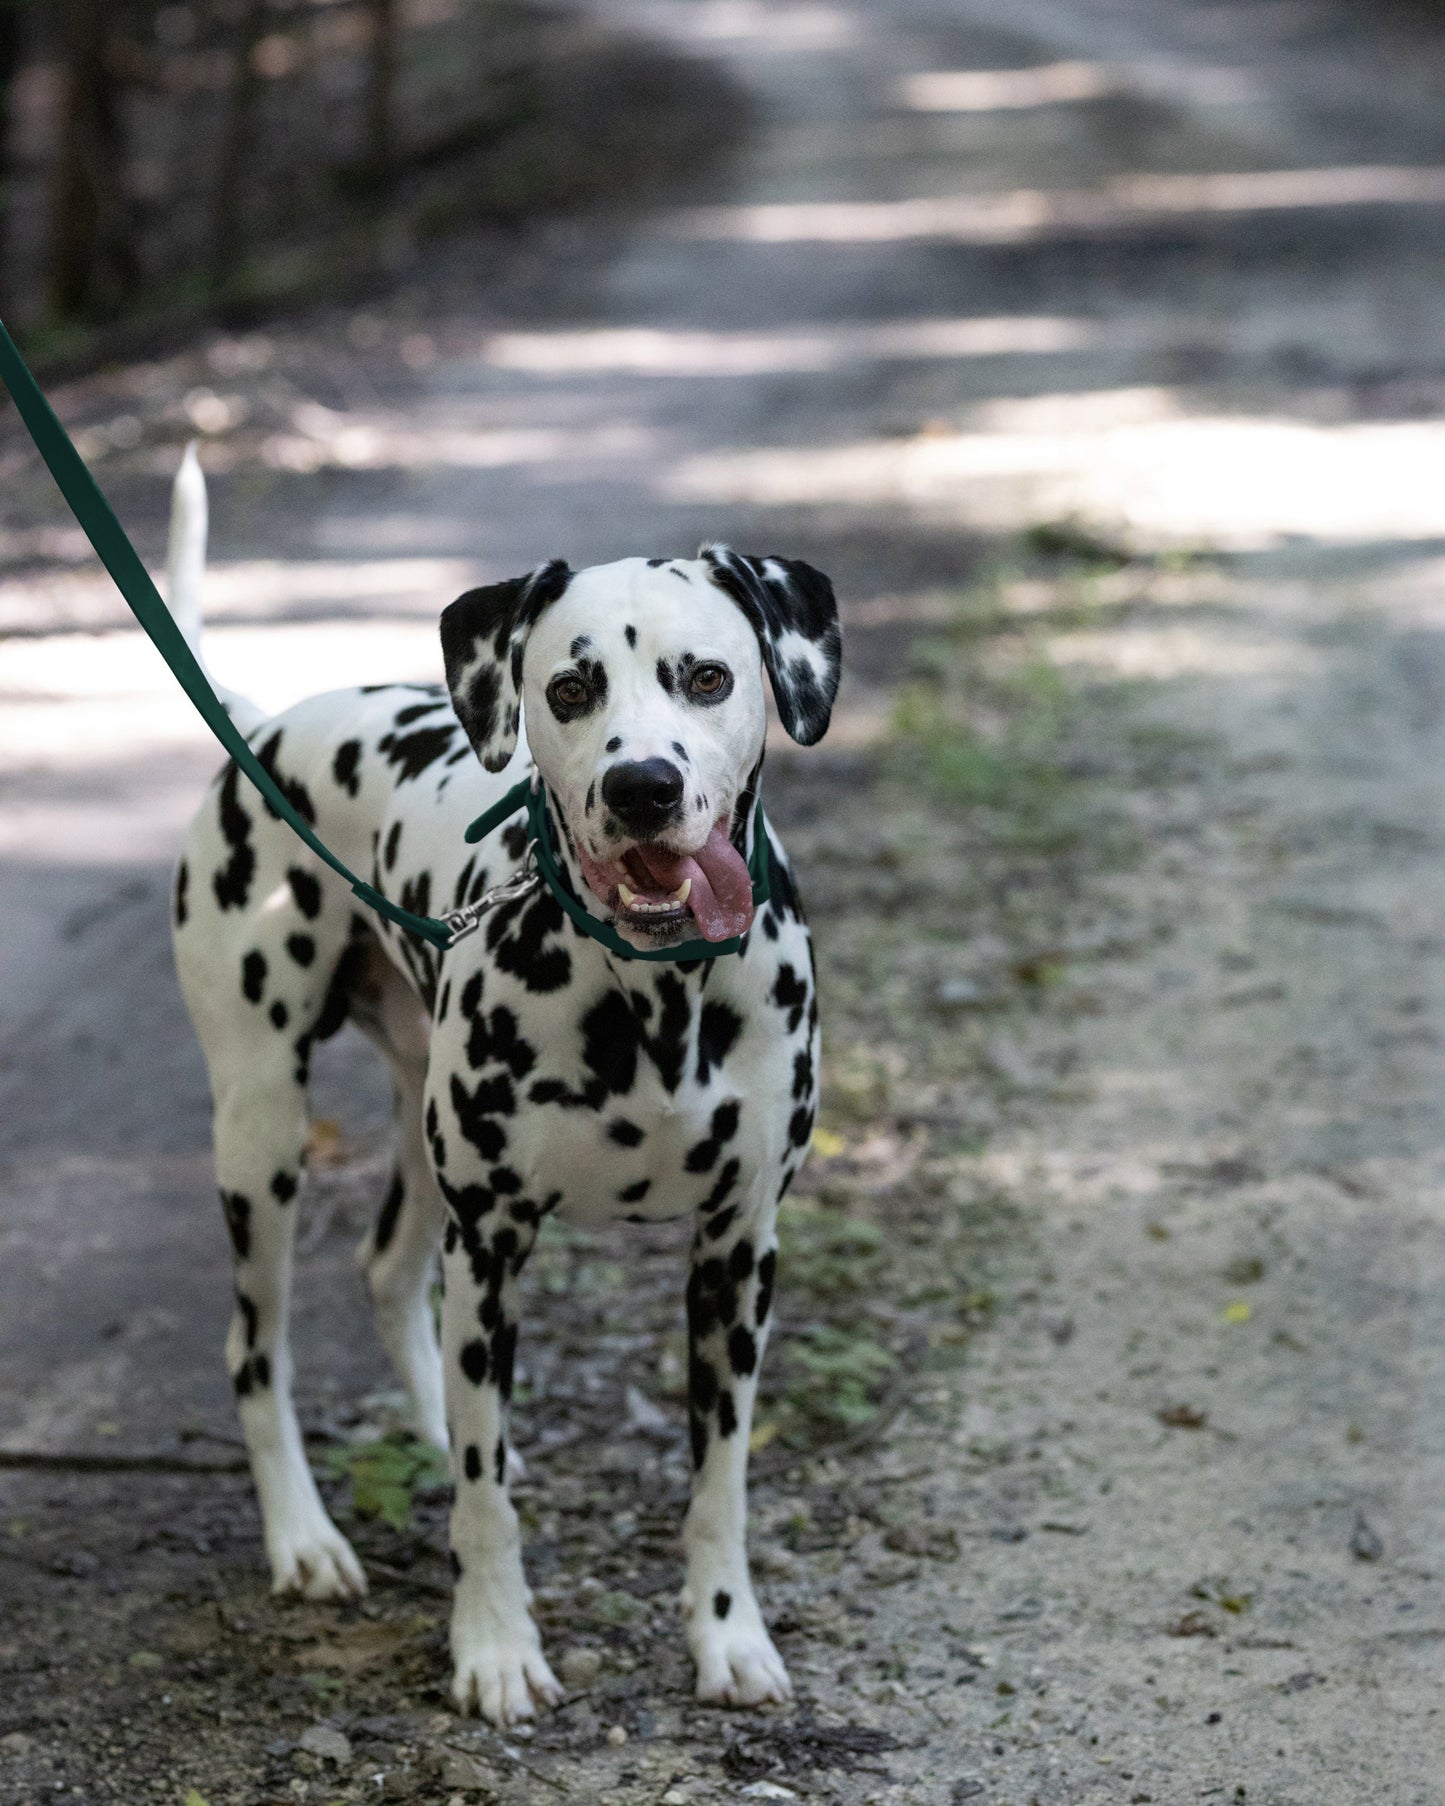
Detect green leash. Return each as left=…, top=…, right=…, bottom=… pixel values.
left=0, top=318, right=767, bottom=963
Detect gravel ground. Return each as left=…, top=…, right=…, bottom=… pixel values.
left=7, top=1, right=1445, bottom=1802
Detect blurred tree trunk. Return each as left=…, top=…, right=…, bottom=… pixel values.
left=210, top=0, right=268, bottom=293
left=365, top=0, right=397, bottom=195
left=0, top=2, right=22, bottom=318
left=49, top=0, right=137, bottom=320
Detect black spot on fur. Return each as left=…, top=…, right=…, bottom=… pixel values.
left=690, top=1353, right=718, bottom=1415
left=717, top=1390, right=738, bottom=1438
left=394, top=699, right=447, bottom=727
left=286, top=932, right=316, bottom=968
left=728, top=1325, right=758, bottom=1376
left=220, top=1190, right=251, bottom=1259
left=460, top=1339, right=489, bottom=1385
left=270, top=1170, right=297, bottom=1203
left=383, top=821, right=402, bottom=872
left=213, top=763, right=256, bottom=911
left=697, top=1000, right=743, bottom=1085
left=585, top=781, right=595, bottom=813
left=772, top=963, right=808, bottom=1033
left=789, top=1104, right=814, bottom=1148
left=714, top=1590, right=732, bottom=1620
left=450, top=1073, right=510, bottom=1163
left=255, top=729, right=316, bottom=825
left=463, top=1442, right=482, bottom=1482
left=174, top=860, right=189, bottom=927
left=494, top=1438, right=506, bottom=1484
left=241, top=949, right=266, bottom=1003
left=609, top=1118, right=645, bottom=1148
left=332, top=739, right=363, bottom=797
left=700, top=1157, right=740, bottom=1219
left=493, top=1321, right=518, bottom=1400
left=373, top=1172, right=404, bottom=1253
left=728, top=1239, right=754, bottom=1282
left=486, top=886, right=572, bottom=994
left=581, top=976, right=690, bottom=1097
left=270, top=1000, right=288, bottom=1029
left=655, top=658, right=676, bottom=696
left=755, top=1250, right=776, bottom=1325
left=625, top=624, right=637, bottom=647
left=619, top=1178, right=652, bottom=1203
left=685, top=1099, right=742, bottom=1173
left=606, top=736, right=622, bottom=753
left=287, top=866, right=322, bottom=920
left=465, top=1003, right=536, bottom=1080
left=449, top=1550, right=462, bottom=1579
left=236, top=1291, right=258, bottom=1348
left=377, top=723, right=457, bottom=782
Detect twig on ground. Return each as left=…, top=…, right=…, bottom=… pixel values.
left=0, top=1448, right=248, bottom=1475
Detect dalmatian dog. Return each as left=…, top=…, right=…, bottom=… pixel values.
left=167, top=448, right=841, bottom=1722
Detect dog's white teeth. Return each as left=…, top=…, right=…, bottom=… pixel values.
left=671, top=879, right=692, bottom=904
left=619, top=882, right=638, bottom=907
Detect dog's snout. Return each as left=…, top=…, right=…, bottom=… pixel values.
left=601, top=757, right=685, bottom=833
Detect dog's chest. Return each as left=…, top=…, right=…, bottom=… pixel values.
left=429, top=903, right=811, bottom=1230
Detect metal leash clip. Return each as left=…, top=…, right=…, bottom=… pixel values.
left=440, top=841, right=540, bottom=944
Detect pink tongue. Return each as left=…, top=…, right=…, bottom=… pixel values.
left=631, top=824, right=754, bottom=942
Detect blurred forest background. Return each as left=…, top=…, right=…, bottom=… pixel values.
left=0, top=0, right=736, bottom=358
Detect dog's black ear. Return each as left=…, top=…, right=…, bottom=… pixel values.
left=440, top=559, right=572, bottom=771
left=700, top=546, right=842, bottom=745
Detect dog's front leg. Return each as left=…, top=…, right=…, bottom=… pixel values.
left=440, top=1209, right=562, bottom=1724
left=682, top=1192, right=792, bottom=1707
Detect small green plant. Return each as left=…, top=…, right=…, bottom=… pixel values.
left=779, top=1203, right=887, bottom=1302
left=1021, top=517, right=1132, bottom=569
left=784, top=1323, right=897, bottom=1432
left=320, top=1434, right=449, bottom=1531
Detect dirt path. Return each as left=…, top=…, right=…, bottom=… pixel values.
left=7, top=1, right=1445, bottom=1801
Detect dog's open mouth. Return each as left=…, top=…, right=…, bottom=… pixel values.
left=576, top=821, right=754, bottom=943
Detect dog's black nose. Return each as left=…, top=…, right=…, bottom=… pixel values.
left=601, top=758, right=685, bottom=833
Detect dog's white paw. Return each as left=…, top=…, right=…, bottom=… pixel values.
left=267, top=1517, right=367, bottom=1601
left=691, top=1612, right=793, bottom=1708
left=451, top=1620, right=563, bottom=1724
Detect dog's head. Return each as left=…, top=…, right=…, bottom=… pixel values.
left=440, top=548, right=841, bottom=950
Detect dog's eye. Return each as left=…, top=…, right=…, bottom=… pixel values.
left=549, top=675, right=588, bottom=710
left=691, top=663, right=730, bottom=697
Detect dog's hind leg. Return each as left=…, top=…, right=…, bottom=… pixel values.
left=177, top=864, right=368, bottom=1602
left=349, top=947, right=447, bottom=1450
left=209, top=1048, right=366, bottom=1601
left=681, top=1184, right=792, bottom=1707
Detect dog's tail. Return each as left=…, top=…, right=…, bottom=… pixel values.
left=165, top=442, right=268, bottom=738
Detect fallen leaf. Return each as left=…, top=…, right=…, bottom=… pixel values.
left=305, top=1117, right=346, bottom=1167
left=749, top=1420, right=779, bottom=1453
left=1166, top=1610, right=1217, bottom=1638
left=811, top=1127, right=846, bottom=1159
left=1223, top=1301, right=1252, bottom=1323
